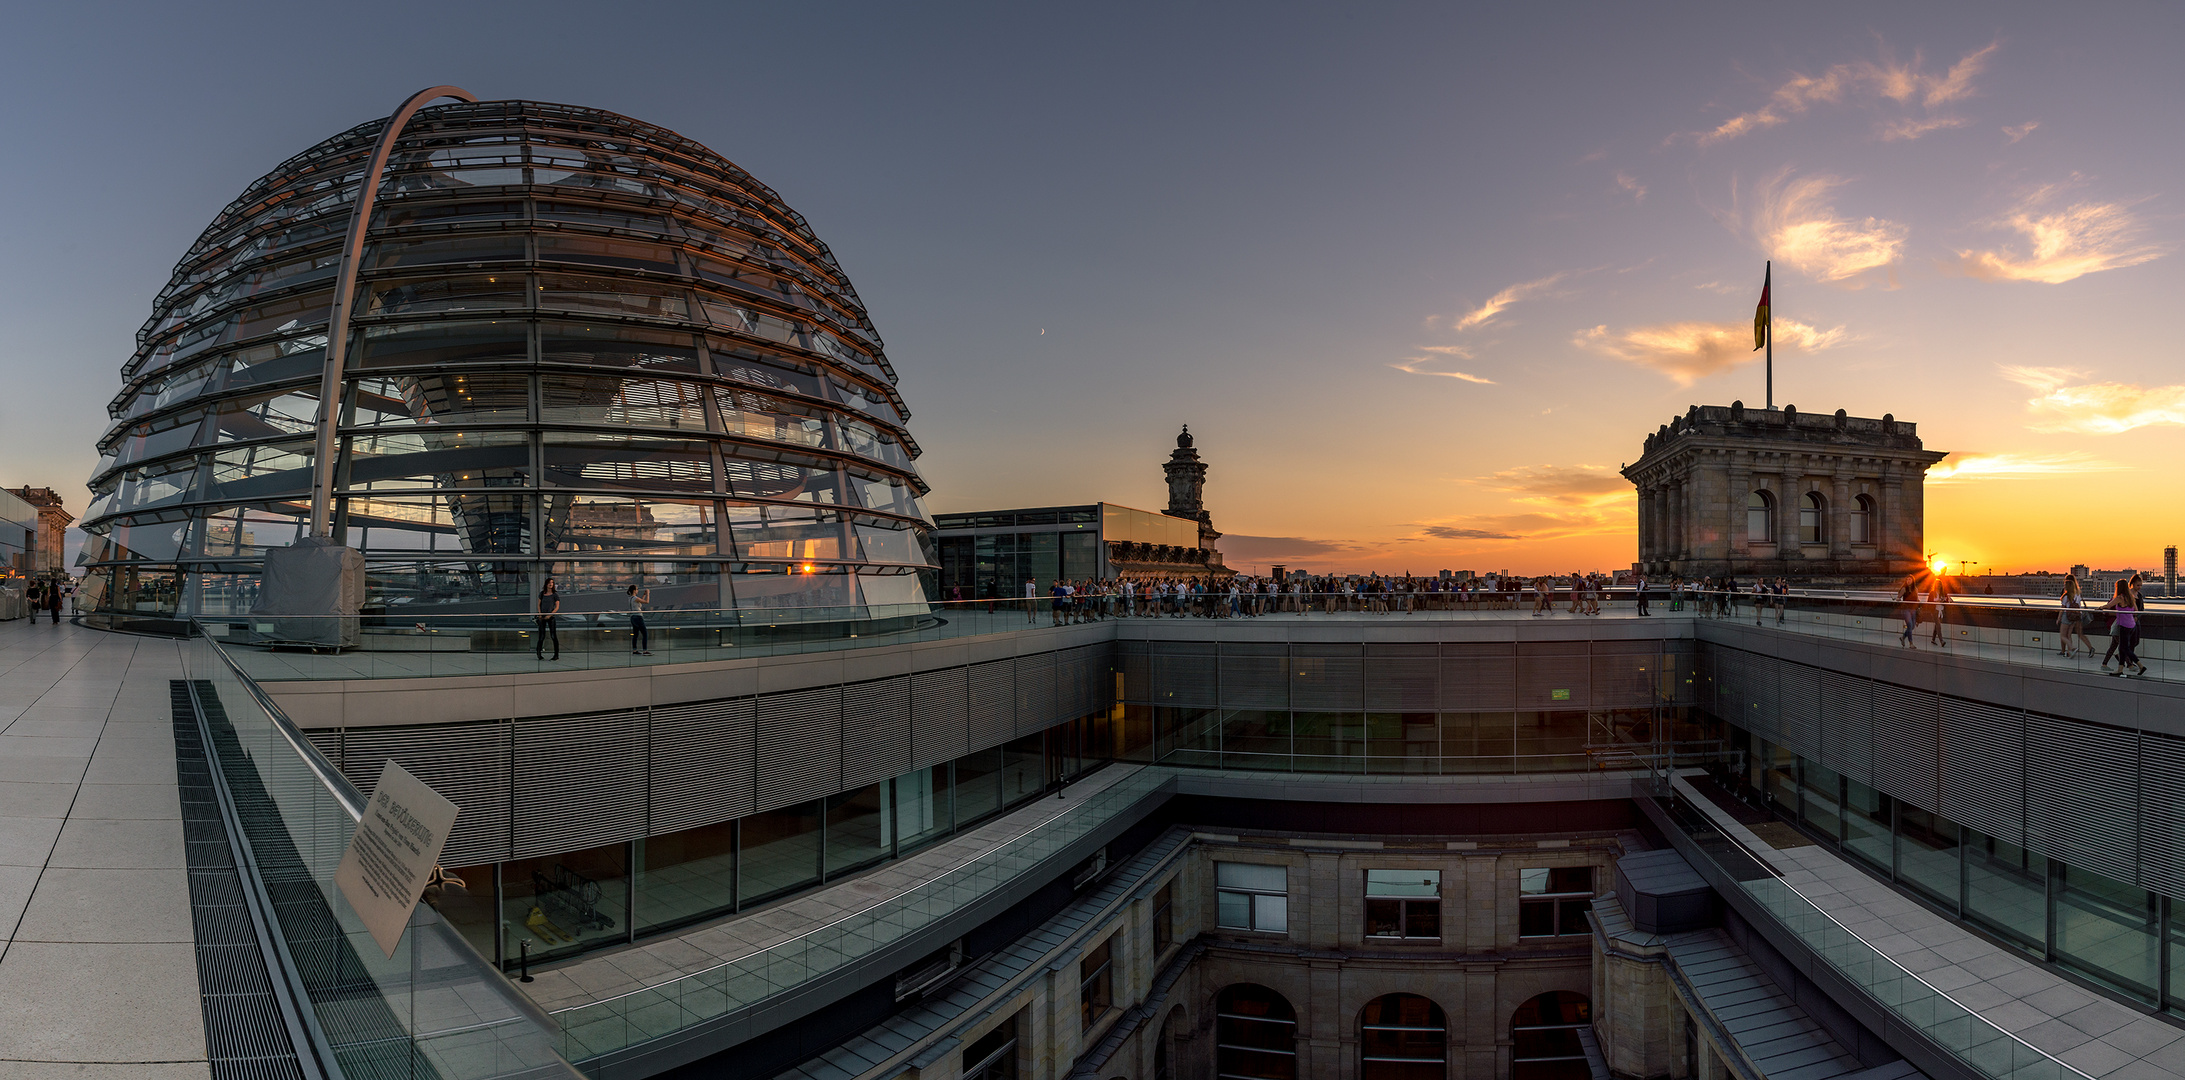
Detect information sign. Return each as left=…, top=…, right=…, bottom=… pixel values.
left=335, top=760, right=460, bottom=958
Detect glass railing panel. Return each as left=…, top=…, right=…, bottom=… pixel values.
left=1661, top=790, right=2091, bottom=1080
left=181, top=634, right=580, bottom=1079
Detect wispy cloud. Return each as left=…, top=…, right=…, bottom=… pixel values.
left=1691, top=42, right=1996, bottom=146
left=1953, top=182, right=2166, bottom=284
left=1417, top=508, right=1630, bottom=543
left=1614, top=171, right=1647, bottom=203
left=1476, top=464, right=1629, bottom=507
left=1749, top=170, right=1908, bottom=283
left=1452, top=273, right=1566, bottom=331
left=1876, top=115, right=1969, bottom=142
left=1391, top=346, right=1495, bottom=384
left=1927, top=450, right=2124, bottom=483
left=2001, top=365, right=2185, bottom=434
left=2003, top=120, right=2039, bottom=144
left=1221, top=534, right=1371, bottom=559
left=1575, top=317, right=1848, bottom=385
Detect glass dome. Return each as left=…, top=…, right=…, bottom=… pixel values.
left=83, top=99, right=932, bottom=622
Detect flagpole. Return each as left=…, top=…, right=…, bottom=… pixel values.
left=1764, top=260, right=1773, bottom=410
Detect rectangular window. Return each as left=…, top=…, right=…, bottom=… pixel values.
left=962, top=1012, right=1019, bottom=1080
left=1216, top=862, right=1289, bottom=933
left=1080, top=935, right=1114, bottom=1032
left=1152, top=880, right=1174, bottom=952
left=1365, top=869, right=1442, bottom=939
left=1519, top=866, right=1595, bottom=938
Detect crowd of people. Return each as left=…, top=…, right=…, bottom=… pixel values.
left=938, top=570, right=2160, bottom=679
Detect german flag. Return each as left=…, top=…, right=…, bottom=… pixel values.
left=1753, top=263, right=1771, bottom=351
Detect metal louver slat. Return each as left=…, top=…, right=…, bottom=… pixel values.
left=1153, top=647, right=1218, bottom=708
left=514, top=710, right=644, bottom=859
left=647, top=697, right=756, bottom=834
left=305, top=730, right=341, bottom=768
left=1219, top=643, right=1289, bottom=710
left=1120, top=646, right=1151, bottom=704
left=1588, top=649, right=1660, bottom=710
left=1778, top=663, right=1820, bottom=760
left=1870, top=681, right=1940, bottom=811
left=1516, top=643, right=1589, bottom=710
left=1441, top=643, right=1516, bottom=710
left=1938, top=698, right=2024, bottom=846
left=754, top=686, right=842, bottom=813
left=842, top=677, right=912, bottom=788
left=2137, top=733, right=2185, bottom=898
left=1745, top=652, right=1783, bottom=741
left=1816, top=670, right=1872, bottom=787
left=1713, top=650, right=1752, bottom=733
left=1364, top=645, right=1438, bottom=711
left=1290, top=645, right=1362, bottom=712
left=337, top=722, right=512, bottom=866
left=911, top=667, right=969, bottom=768
left=967, top=660, right=1015, bottom=751
left=1014, top=652, right=1058, bottom=736
left=2026, top=713, right=2138, bottom=881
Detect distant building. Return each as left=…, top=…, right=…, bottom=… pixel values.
left=2166, top=545, right=2178, bottom=596
left=1623, top=403, right=1945, bottom=582
left=4, top=488, right=72, bottom=576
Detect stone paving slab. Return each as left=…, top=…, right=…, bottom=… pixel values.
left=0, top=619, right=206, bottom=1075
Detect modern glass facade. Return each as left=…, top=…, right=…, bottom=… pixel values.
left=1752, top=733, right=2185, bottom=1015
left=438, top=713, right=1112, bottom=968
left=85, top=100, right=932, bottom=620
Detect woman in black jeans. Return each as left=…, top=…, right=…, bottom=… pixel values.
left=535, top=578, right=561, bottom=661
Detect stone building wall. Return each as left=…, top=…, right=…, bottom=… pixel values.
left=1622, top=404, right=1947, bottom=583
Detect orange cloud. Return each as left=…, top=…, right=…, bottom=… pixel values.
left=1452, top=273, right=1566, bottom=331
left=1476, top=464, right=1629, bottom=507
left=2001, top=366, right=2185, bottom=434
left=1750, top=171, right=1907, bottom=283
left=1391, top=346, right=1494, bottom=384
left=1928, top=450, right=2124, bottom=483
left=1954, top=184, right=2166, bottom=284
left=1576, top=317, right=1847, bottom=385
left=1418, top=508, right=1629, bottom=543
left=1692, top=42, right=1995, bottom=146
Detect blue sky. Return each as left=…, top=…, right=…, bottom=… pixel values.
left=4, top=2, right=2180, bottom=574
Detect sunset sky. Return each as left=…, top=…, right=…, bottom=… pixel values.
left=3, top=3, right=2180, bottom=576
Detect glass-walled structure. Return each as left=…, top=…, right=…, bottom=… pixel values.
left=933, top=502, right=1206, bottom=600
left=1745, top=730, right=2185, bottom=1017
left=84, top=100, right=932, bottom=620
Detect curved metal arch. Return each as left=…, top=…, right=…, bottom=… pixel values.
left=309, top=85, right=479, bottom=537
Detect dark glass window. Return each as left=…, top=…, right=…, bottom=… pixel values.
left=1215, top=984, right=1297, bottom=1080
left=1511, top=991, right=1591, bottom=1080
left=1519, top=867, right=1594, bottom=938
left=1365, top=869, right=1441, bottom=939
left=1152, top=880, right=1174, bottom=953
left=1079, top=935, right=1114, bottom=1031
left=1360, top=993, right=1446, bottom=1080
left=962, top=1012, right=1019, bottom=1080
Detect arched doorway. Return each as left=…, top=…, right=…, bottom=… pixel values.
left=1155, top=1004, right=1185, bottom=1080
left=1510, top=991, right=1591, bottom=1080
left=1360, top=993, right=1447, bottom=1079
left=1215, top=984, right=1297, bottom=1080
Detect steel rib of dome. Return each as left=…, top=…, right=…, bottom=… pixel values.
left=83, top=99, right=934, bottom=620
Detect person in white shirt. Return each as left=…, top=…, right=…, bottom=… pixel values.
left=624, top=585, right=652, bottom=655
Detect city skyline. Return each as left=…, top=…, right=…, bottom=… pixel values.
left=4, top=4, right=2181, bottom=577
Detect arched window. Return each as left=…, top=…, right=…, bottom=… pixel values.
left=1851, top=493, right=1875, bottom=544
left=1745, top=490, right=1774, bottom=543
left=1156, top=1005, right=1186, bottom=1080
left=1217, top=984, right=1297, bottom=1080
left=1510, top=991, right=1591, bottom=1080
left=1361, top=993, right=1447, bottom=1079
left=1799, top=491, right=1825, bottom=544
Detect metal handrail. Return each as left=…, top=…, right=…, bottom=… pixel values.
left=1668, top=776, right=2095, bottom=1080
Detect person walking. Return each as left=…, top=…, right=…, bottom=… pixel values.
left=2058, top=575, right=2093, bottom=658
left=1898, top=581, right=1919, bottom=648
left=1634, top=573, right=1650, bottom=616
left=1928, top=575, right=1950, bottom=647
left=624, top=584, right=652, bottom=655
left=535, top=577, right=562, bottom=660
left=43, top=581, right=62, bottom=624
left=2104, top=578, right=2146, bottom=677
left=1022, top=577, right=1038, bottom=623
left=1050, top=579, right=1071, bottom=626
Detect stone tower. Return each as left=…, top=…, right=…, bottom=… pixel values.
left=1621, top=403, right=1946, bottom=583
left=1162, top=426, right=1227, bottom=573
